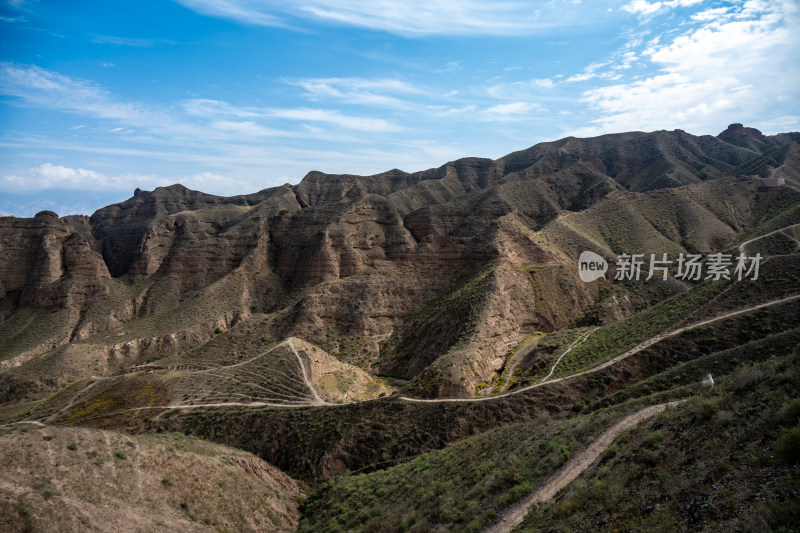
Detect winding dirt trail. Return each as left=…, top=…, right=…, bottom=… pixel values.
left=286, top=338, right=329, bottom=405
left=538, top=327, right=597, bottom=384
left=738, top=222, right=800, bottom=253
left=400, top=294, right=800, bottom=404
left=31, top=295, right=799, bottom=423
left=483, top=401, right=683, bottom=533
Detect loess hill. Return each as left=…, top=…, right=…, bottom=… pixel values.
left=1, top=123, right=800, bottom=532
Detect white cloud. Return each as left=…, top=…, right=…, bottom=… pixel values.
left=622, top=0, right=663, bottom=15
left=209, top=119, right=278, bottom=137
left=566, top=72, right=597, bottom=83
left=691, top=6, right=730, bottom=21
left=622, top=0, right=704, bottom=16
left=182, top=98, right=261, bottom=118
left=1, top=163, right=167, bottom=191
left=565, top=60, right=611, bottom=83
left=0, top=163, right=251, bottom=194
left=0, top=64, right=477, bottom=193
left=485, top=78, right=557, bottom=99
left=572, top=0, right=800, bottom=136
left=6, top=0, right=35, bottom=10
left=267, top=108, right=400, bottom=132
left=480, top=101, right=545, bottom=121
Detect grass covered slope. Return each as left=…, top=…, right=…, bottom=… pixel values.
left=516, top=349, right=800, bottom=532
left=0, top=424, right=304, bottom=533
left=296, top=347, right=800, bottom=533
left=296, top=402, right=642, bottom=533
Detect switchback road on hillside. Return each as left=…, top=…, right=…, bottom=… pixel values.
left=28, top=294, right=800, bottom=423
left=738, top=222, right=800, bottom=254
left=400, top=294, right=800, bottom=404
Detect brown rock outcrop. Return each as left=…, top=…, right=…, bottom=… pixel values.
left=1, top=125, right=797, bottom=399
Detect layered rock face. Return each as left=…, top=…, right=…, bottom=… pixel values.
left=1, top=126, right=797, bottom=398
left=0, top=211, right=110, bottom=308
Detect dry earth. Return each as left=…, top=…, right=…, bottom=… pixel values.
left=0, top=423, right=303, bottom=533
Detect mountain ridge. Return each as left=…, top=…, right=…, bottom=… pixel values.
left=1, top=124, right=798, bottom=403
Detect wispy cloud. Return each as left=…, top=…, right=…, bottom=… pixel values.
left=0, top=62, right=173, bottom=127
left=90, top=35, right=162, bottom=47
left=435, top=61, right=462, bottom=73
left=287, top=76, right=425, bottom=109
left=267, top=108, right=400, bottom=132
left=173, top=0, right=286, bottom=27
left=183, top=98, right=401, bottom=132
left=0, top=64, right=470, bottom=193
left=173, top=0, right=611, bottom=36
left=480, top=101, right=545, bottom=121
left=565, top=61, right=611, bottom=83
left=485, top=78, right=556, bottom=99
left=0, top=64, right=406, bottom=143
left=7, top=0, right=34, bottom=8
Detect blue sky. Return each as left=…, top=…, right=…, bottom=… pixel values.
left=1, top=0, right=798, bottom=216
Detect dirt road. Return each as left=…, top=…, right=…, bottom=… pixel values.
left=400, top=294, right=799, bottom=404
left=738, top=222, right=800, bottom=253
left=483, top=401, right=683, bottom=533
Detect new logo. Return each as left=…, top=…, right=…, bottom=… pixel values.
left=578, top=251, right=608, bottom=282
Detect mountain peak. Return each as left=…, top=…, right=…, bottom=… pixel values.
left=718, top=123, right=766, bottom=144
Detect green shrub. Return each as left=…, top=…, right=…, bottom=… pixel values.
left=696, top=398, right=719, bottom=420
left=602, top=443, right=620, bottom=461
left=731, top=365, right=765, bottom=392
left=114, top=450, right=127, bottom=460
left=775, top=398, right=800, bottom=427
left=642, top=430, right=664, bottom=449
left=67, top=442, right=78, bottom=451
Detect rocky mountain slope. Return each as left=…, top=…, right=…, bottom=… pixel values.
left=1, top=124, right=798, bottom=403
